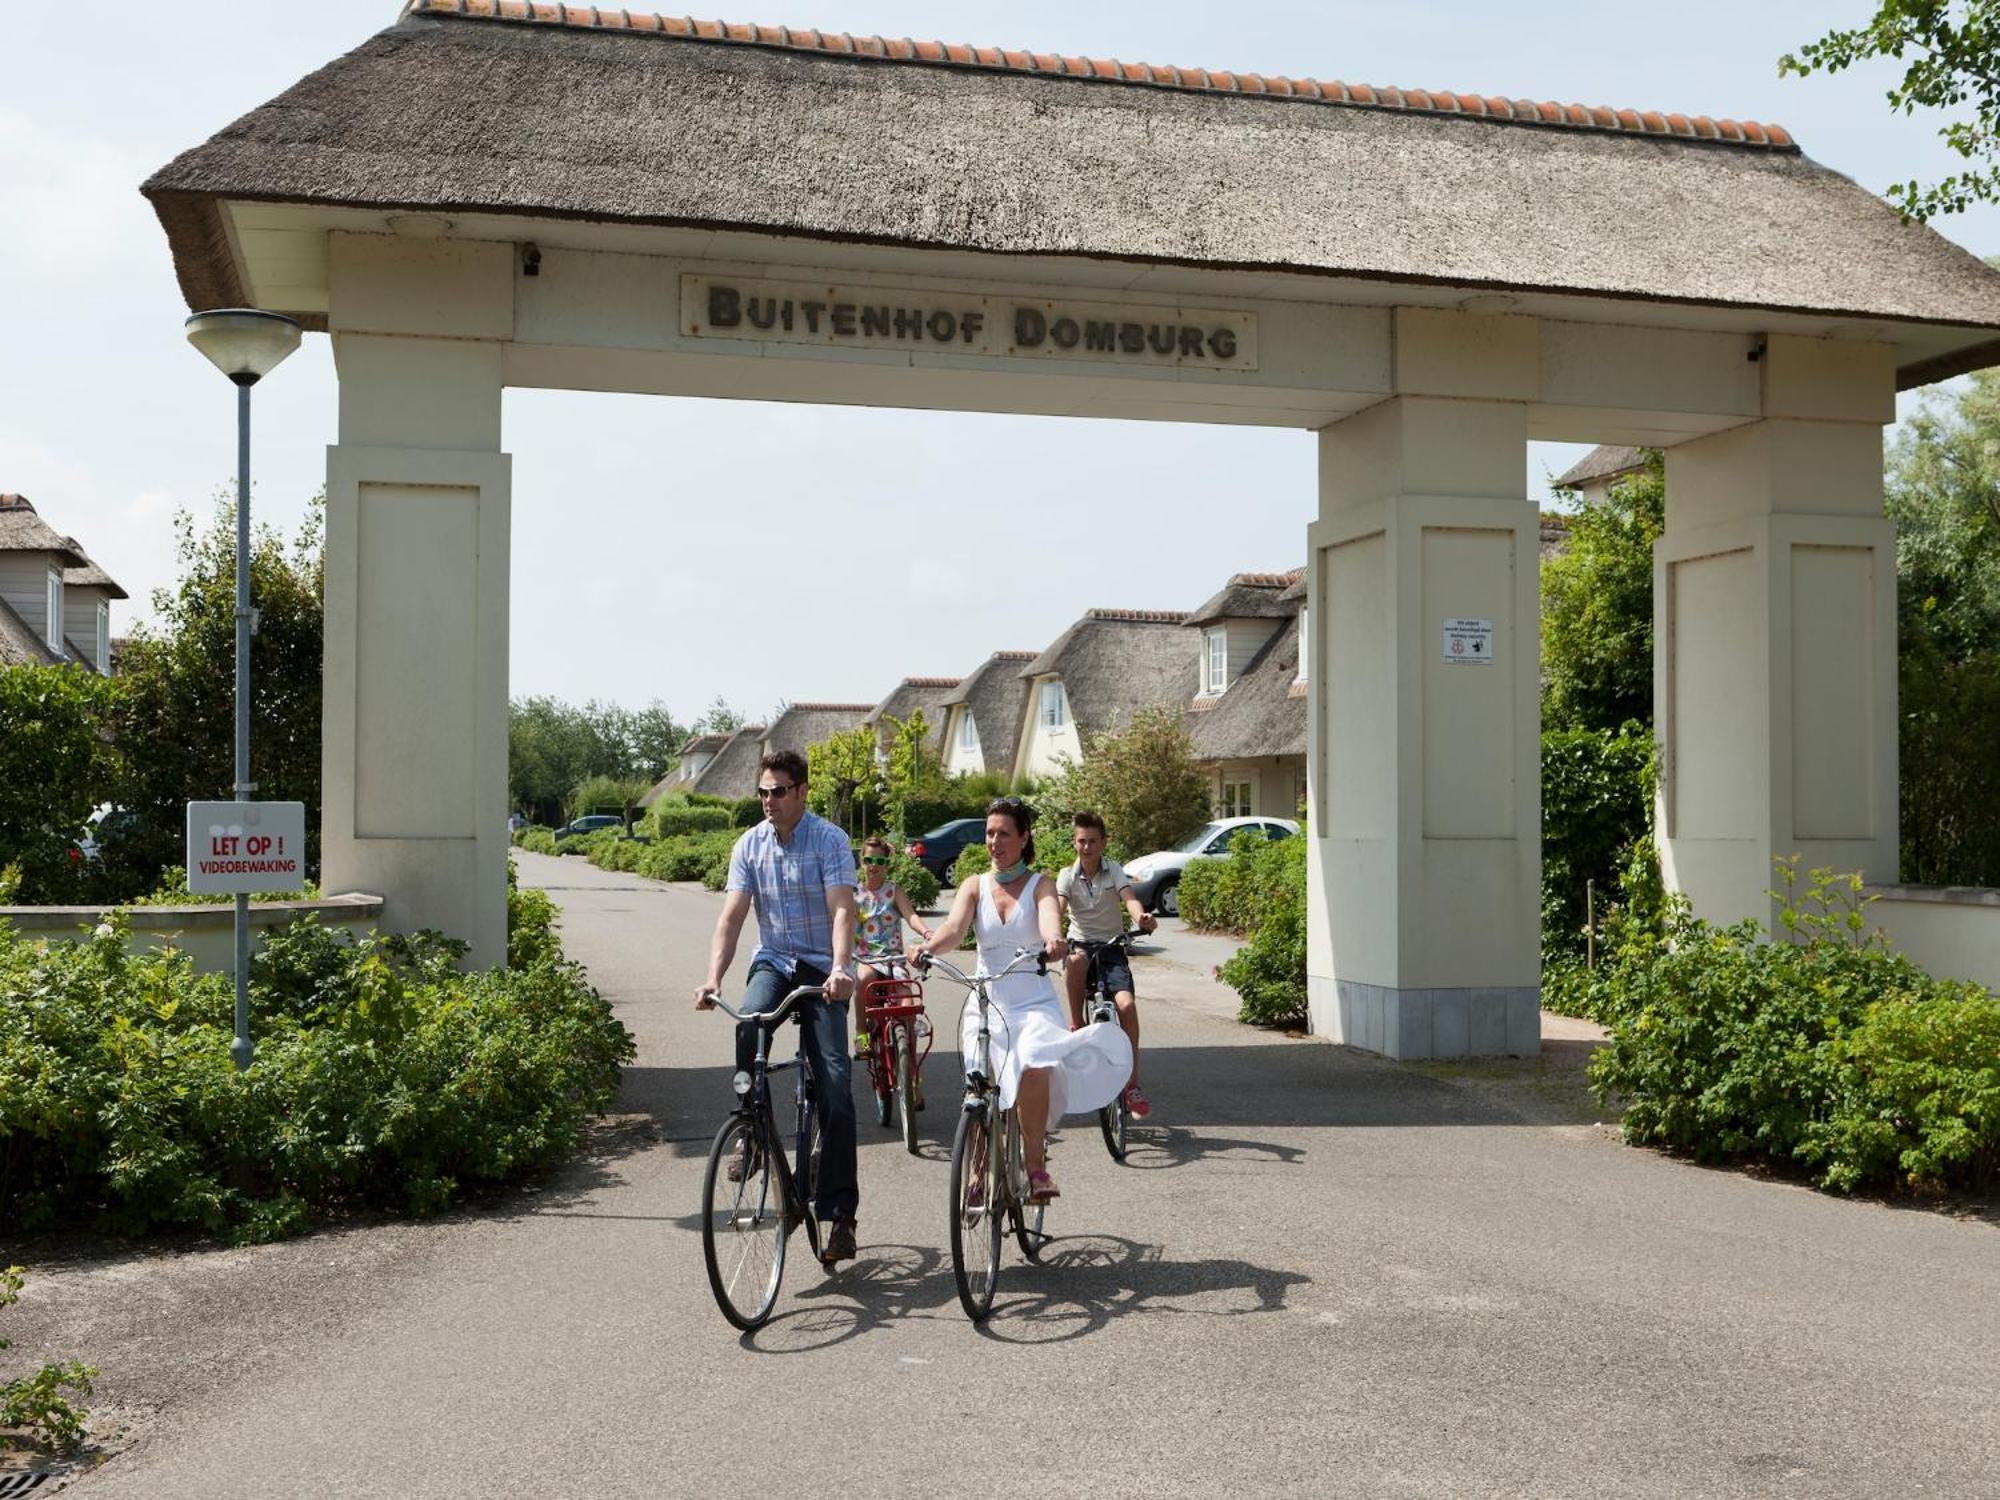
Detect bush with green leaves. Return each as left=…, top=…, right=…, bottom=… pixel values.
left=647, top=802, right=732, bottom=839
left=0, top=665, right=120, bottom=904
left=1587, top=861, right=1999, bottom=1195
left=1179, top=830, right=1297, bottom=936
left=952, top=843, right=993, bottom=886
left=0, top=912, right=633, bottom=1240
left=0, top=1266, right=95, bottom=1455
left=517, top=827, right=559, bottom=855
left=506, top=865, right=560, bottom=969
left=729, top=797, right=764, bottom=829
left=867, top=850, right=938, bottom=912
left=123, top=866, right=323, bottom=907
left=636, top=830, right=738, bottom=885
left=1215, top=834, right=1309, bottom=1028
left=1541, top=725, right=1655, bottom=962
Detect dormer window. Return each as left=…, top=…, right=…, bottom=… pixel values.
left=1203, top=627, right=1228, bottom=694
left=44, top=567, right=62, bottom=650
left=957, top=711, right=979, bottom=751
left=1039, top=680, right=1067, bottom=728
left=1295, top=607, right=1308, bottom=684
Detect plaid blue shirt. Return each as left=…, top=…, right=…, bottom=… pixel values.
left=726, top=811, right=857, bottom=977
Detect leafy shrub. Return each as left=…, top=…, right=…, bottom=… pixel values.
left=0, top=1267, right=94, bottom=1455
left=0, top=913, right=633, bottom=1239
left=517, top=827, right=559, bottom=855
left=637, top=830, right=738, bottom=884
left=506, top=867, right=560, bottom=969
left=1216, top=835, right=1308, bottom=1028
left=731, top=797, right=764, bottom=828
left=1588, top=862, right=2000, bottom=1195
left=873, top=852, right=939, bottom=912
left=952, top=844, right=993, bottom=886
left=1179, top=830, right=1296, bottom=935
left=1541, top=725, right=1655, bottom=962
left=648, top=803, right=732, bottom=839
left=125, top=866, right=322, bottom=907
left=0, top=665, right=119, bottom=904
left=1900, top=637, right=2000, bottom=883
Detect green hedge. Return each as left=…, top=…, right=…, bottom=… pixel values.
left=1179, top=831, right=1296, bottom=935
left=1542, top=726, right=1655, bottom=963
left=516, top=827, right=559, bottom=855
left=648, top=803, right=732, bottom=838
left=0, top=907, right=633, bottom=1240
left=1216, top=835, right=1308, bottom=1028
left=874, top=852, right=939, bottom=912
left=1583, top=864, right=1999, bottom=1196
left=636, top=830, right=738, bottom=885
left=730, top=797, right=764, bottom=829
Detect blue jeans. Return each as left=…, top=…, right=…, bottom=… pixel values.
left=735, top=959, right=858, bottom=1223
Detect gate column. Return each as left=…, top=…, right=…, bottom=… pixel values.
left=1306, top=396, right=1541, bottom=1058
left=1657, top=341, right=1898, bottom=930
left=323, top=329, right=511, bottom=966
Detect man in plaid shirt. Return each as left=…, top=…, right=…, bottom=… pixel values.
left=695, top=750, right=862, bottom=1263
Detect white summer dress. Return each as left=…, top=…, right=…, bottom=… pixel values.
left=960, top=872, right=1133, bottom=1131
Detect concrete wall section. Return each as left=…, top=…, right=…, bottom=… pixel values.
left=1307, top=397, right=1540, bottom=1056
left=1867, top=886, right=2000, bottom=992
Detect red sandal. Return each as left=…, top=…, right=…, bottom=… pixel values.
left=1027, top=1169, right=1060, bottom=1204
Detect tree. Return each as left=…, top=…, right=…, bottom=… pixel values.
left=627, top=701, right=688, bottom=782
left=113, top=497, right=324, bottom=890
left=1886, top=368, right=2000, bottom=881
left=1540, top=455, right=1665, bottom=732
left=569, top=773, right=652, bottom=830
left=508, top=697, right=599, bottom=826
left=1069, top=705, right=1211, bottom=860
left=0, top=666, right=120, bottom=902
left=881, top=710, right=949, bottom=836
left=696, top=696, right=743, bottom=736
left=1781, top=3, right=2000, bottom=221
left=806, top=725, right=881, bottom=833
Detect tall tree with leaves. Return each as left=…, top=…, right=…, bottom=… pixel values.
left=0, top=666, right=120, bottom=902
left=1540, top=454, right=1665, bottom=732
left=1782, top=2, right=2000, bottom=221
left=113, top=497, right=324, bottom=889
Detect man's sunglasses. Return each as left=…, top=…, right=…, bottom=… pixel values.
left=860, top=855, right=891, bottom=866
left=756, top=783, right=796, bottom=800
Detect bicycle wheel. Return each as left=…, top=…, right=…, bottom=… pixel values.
left=896, top=1022, right=920, bottom=1155
left=795, top=1068, right=823, bottom=1262
left=949, top=1099, right=1002, bottom=1321
left=1098, top=1097, right=1129, bottom=1162
left=872, top=1045, right=894, bottom=1130
left=1005, top=1109, right=1048, bottom=1261
left=701, top=1114, right=786, bottom=1331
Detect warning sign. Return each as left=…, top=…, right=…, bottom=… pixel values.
left=1442, top=618, right=1495, bottom=665
left=185, top=801, right=307, bottom=894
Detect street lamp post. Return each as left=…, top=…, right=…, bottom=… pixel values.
left=184, top=309, right=302, bottom=1071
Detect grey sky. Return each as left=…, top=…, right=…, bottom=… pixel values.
left=5, top=1, right=1993, bottom=723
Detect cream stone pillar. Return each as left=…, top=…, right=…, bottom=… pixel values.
left=322, top=234, right=513, bottom=967
left=1306, top=395, right=1541, bottom=1058
left=1657, top=337, right=1898, bottom=930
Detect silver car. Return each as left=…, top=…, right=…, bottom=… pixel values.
left=1124, top=816, right=1300, bottom=916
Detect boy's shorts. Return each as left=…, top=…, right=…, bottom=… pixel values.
left=1081, top=946, right=1135, bottom=1002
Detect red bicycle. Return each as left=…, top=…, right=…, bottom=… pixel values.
left=859, top=954, right=932, bottom=1154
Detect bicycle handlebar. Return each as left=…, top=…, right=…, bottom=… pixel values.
left=699, top=984, right=825, bottom=1028
left=913, top=945, right=1047, bottom=990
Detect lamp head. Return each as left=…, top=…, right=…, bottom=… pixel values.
left=184, top=309, right=303, bottom=386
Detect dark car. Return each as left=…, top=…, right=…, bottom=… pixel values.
left=555, top=813, right=626, bottom=841
left=905, top=817, right=987, bottom=885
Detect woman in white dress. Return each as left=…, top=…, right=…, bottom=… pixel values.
left=916, top=798, right=1133, bottom=1202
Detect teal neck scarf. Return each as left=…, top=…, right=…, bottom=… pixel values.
left=993, top=858, right=1031, bottom=883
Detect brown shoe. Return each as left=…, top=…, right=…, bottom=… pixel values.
left=821, top=1218, right=858, bottom=1263
left=725, top=1136, right=756, bottom=1183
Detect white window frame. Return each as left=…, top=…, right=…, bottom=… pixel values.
left=1222, top=780, right=1252, bottom=818
left=1295, top=606, right=1308, bottom=683
left=1039, top=680, right=1067, bottom=729
left=1203, top=626, right=1228, bottom=694
left=95, top=600, right=110, bottom=674
left=44, top=567, right=62, bottom=650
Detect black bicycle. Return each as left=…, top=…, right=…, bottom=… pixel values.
left=1072, top=931, right=1138, bottom=1162
left=916, top=946, right=1054, bottom=1323
left=696, top=983, right=826, bottom=1331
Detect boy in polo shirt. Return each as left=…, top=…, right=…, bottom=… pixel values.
left=1056, top=810, right=1157, bottom=1118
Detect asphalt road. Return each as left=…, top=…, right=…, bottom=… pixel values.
left=11, top=851, right=1997, bottom=1497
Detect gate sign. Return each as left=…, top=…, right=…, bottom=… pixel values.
left=1441, top=618, right=1495, bottom=665
left=186, top=801, right=307, bottom=894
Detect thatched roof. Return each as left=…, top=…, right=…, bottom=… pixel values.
left=763, top=703, right=874, bottom=758
left=1021, top=609, right=1195, bottom=740
left=61, top=544, right=127, bottom=600
left=1553, top=444, right=1647, bottom=489
left=0, top=596, right=62, bottom=668
left=1186, top=570, right=1302, bottom=627
left=0, top=497, right=86, bottom=566
left=687, top=723, right=767, bottom=798
left=863, top=678, right=960, bottom=749
left=1188, top=615, right=1305, bottom=763
left=142, top=4, right=2000, bottom=381
left=940, top=650, right=1036, bottom=772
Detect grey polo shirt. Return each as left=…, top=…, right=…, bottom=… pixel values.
left=1057, top=858, right=1134, bottom=942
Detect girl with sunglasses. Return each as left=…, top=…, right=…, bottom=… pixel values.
left=853, top=835, right=932, bottom=1057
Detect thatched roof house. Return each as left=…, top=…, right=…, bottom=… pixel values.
left=763, top=702, right=876, bottom=761
left=638, top=730, right=731, bottom=806
left=1553, top=445, right=1649, bottom=503
left=1014, top=609, right=1193, bottom=780
left=941, top=650, right=1037, bottom=779
left=863, top=677, right=960, bottom=755
left=1184, top=570, right=1306, bottom=818
left=0, top=495, right=121, bottom=675
left=144, top=3, right=2000, bottom=384
left=687, top=723, right=767, bottom=799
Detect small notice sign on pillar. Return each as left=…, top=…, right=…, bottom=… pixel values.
left=1441, top=618, right=1495, bottom=665
left=186, top=801, right=307, bottom=894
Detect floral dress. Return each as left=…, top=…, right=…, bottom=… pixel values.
left=856, top=881, right=905, bottom=960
